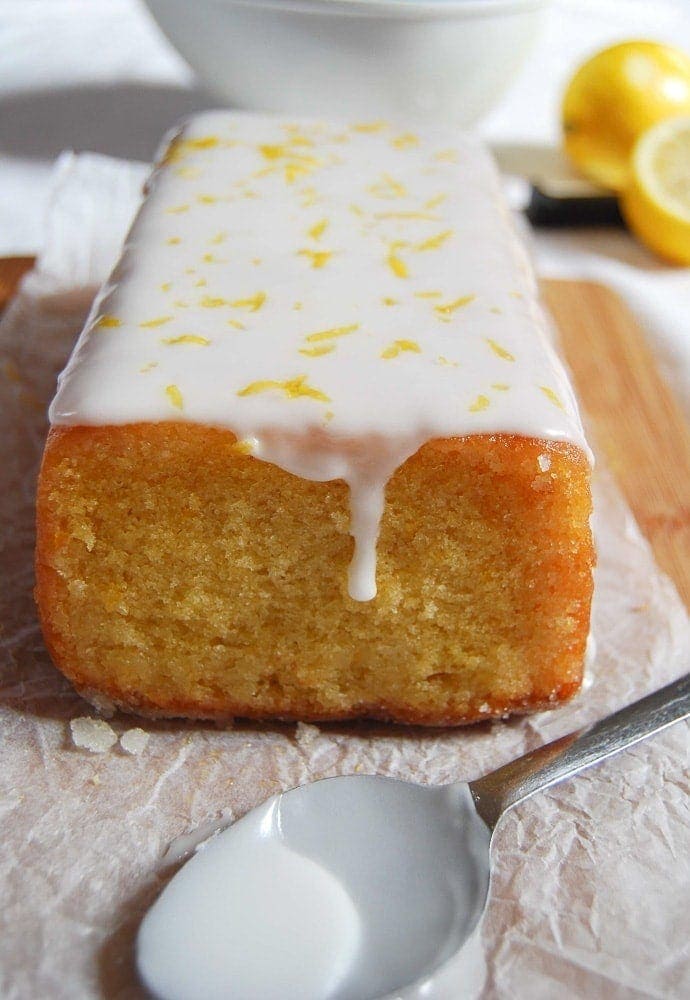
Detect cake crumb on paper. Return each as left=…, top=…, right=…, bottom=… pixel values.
left=295, top=722, right=320, bottom=748
left=120, top=728, right=150, bottom=755
left=70, top=717, right=118, bottom=753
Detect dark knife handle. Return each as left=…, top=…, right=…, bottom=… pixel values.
left=526, top=182, right=625, bottom=228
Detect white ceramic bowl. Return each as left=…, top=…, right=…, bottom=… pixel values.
left=144, top=0, right=550, bottom=126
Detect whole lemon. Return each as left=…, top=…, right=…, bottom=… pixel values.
left=562, top=41, right=690, bottom=190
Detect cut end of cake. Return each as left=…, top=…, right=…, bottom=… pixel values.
left=36, top=423, right=594, bottom=726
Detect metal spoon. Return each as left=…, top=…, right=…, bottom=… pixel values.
left=138, top=673, right=690, bottom=1000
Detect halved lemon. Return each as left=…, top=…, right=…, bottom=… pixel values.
left=562, top=41, right=690, bottom=191
left=621, top=115, right=690, bottom=264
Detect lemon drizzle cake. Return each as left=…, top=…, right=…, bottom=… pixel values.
left=36, top=112, right=594, bottom=724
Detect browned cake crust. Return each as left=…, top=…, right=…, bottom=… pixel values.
left=35, top=423, right=594, bottom=725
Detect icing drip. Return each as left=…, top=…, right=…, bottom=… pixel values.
left=347, top=480, right=385, bottom=602
left=244, top=430, right=422, bottom=601
left=49, top=111, right=592, bottom=602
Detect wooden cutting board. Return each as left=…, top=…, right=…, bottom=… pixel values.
left=2, top=259, right=689, bottom=606
left=543, top=278, right=690, bottom=608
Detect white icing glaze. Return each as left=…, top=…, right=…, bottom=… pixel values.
left=138, top=797, right=362, bottom=1000
left=137, top=777, right=491, bottom=1000
left=49, top=111, right=591, bottom=601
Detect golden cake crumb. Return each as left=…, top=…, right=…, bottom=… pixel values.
left=37, top=427, right=593, bottom=725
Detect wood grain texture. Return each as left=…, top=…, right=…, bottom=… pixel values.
left=543, top=278, right=690, bottom=608
left=0, top=256, right=34, bottom=310
left=1, top=257, right=688, bottom=607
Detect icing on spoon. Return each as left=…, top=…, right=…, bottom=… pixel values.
left=138, top=673, right=690, bottom=999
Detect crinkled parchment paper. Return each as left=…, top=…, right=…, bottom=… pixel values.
left=1, top=155, right=689, bottom=1000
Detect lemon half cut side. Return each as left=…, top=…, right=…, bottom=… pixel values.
left=621, top=115, right=690, bottom=265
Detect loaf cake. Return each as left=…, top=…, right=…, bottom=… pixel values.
left=35, top=112, right=594, bottom=725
